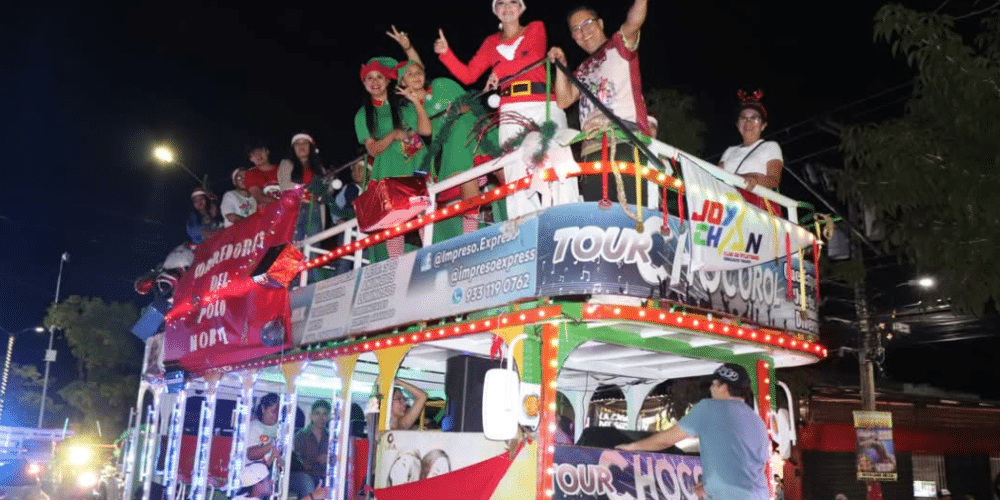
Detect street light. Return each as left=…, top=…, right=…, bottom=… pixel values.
left=0, top=326, right=44, bottom=423
left=915, top=276, right=935, bottom=289
left=153, top=145, right=207, bottom=189
left=38, top=251, right=68, bottom=428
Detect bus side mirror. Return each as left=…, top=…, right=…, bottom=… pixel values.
left=482, top=368, right=519, bottom=441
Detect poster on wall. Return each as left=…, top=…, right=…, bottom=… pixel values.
left=553, top=446, right=703, bottom=500
left=853, top=411, right=897, bottom=481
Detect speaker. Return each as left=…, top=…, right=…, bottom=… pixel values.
left=444, top=354, right=501, bottom=432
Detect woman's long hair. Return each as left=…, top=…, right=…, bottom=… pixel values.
left=285, top=140, right=326, bottom=184
left=365, top=80, right=404, bottom=139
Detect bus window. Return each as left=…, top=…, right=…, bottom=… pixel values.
left=636, top=381, right=675, bottom=432
left=587, top=385, right=627, bottom=430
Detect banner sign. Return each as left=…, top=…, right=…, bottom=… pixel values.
left=164, top=191, right=300, bottom=371
left=679, top=154, right=812, bottom=272
left=853, top=411, right=897, bottom=481
left=294, top=202, right=817, bottom=347
left=535, top=202, right=818, bottom=339
left=553, top=446, right=703, bottom=500
left=297, top=219, right=539, bottom=345
left=536, top=203, right=678, bottom=298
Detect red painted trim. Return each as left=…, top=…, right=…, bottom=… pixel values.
left=798, top=422, right=1000, bottom=455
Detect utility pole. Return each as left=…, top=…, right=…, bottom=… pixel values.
left=852, top=240, right=881, bottom=500
left=39, top=251, right=68, bottom=428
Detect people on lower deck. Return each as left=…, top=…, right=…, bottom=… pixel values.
left=617, top=363, right=770, bottom=500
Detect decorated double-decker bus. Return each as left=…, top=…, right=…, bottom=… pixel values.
left=121, top=79, right=826, bottom=500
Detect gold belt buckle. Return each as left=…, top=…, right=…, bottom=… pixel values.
left=509, top=80, right=531, bottom=97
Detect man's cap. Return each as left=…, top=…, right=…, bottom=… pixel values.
left=711, top=363, right=751, bottom=388
left=240, top=463, right=269, bottom=487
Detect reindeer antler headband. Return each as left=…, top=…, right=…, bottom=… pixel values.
left=737, top=89, right=767, bottom=122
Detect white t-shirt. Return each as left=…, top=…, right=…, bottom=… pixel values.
left=221, top=190, right=257, bottom=227
left=719, top=140, right=783, bottom=177
left=245, top=420, right=278, bottom=467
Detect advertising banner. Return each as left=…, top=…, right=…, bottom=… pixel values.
left=373, top=430, right=509, bottom=488
left=164, top=192, right=300, bottom=371
left=298, top=219, right=539, bottom=345
left=553, top=446, right=703, bottom=500
left=535, top=202, right=818, bottom=339
left=853, top=411, right=897, bottom=481
left=679, top=154, right=812, bottom=273
left=536, top=203, right=679, bottom=298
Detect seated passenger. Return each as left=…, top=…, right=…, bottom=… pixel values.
left=390, top=379, right=428, bottom=430
left=221, top=168, right=257, bottom=227
left=234, top=462, right=327, bottom=500
left=186, top=187, right=223, bottom=244
left=718, top=90, right=783, bottom=212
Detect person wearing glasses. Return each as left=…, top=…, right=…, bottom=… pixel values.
left=548, top=0, right=650, bottom=203
left=719, top=90, right=783, bottom=192
left=390, top=379, right=429, bottom=430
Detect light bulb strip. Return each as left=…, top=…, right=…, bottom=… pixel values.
left=581, top=304, right=827, bottom=359
left=193, top=306, right=562, bottom=377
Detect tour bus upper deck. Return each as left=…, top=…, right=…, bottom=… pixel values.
left=138, top=119, right=826, bottom=500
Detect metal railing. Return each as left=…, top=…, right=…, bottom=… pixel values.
left=295, top=60, right=802, bottom=285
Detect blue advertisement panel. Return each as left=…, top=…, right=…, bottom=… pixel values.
left=296, top=219, right=538, bottom=345
left=407, top=217, right=538, bottom=312
left=553, top=446, right=703, bottom=500
left=537, top=203, right=682, bottom=298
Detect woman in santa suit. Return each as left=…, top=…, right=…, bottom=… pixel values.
left=434, top=0, right=573, bottom=218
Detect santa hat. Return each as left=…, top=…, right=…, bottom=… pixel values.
left=240, top=463, right=269, bottom=487
left=191, top=187, right=209, bottom=199
left=492, top=0, right=525, bottom=11
left=360, top=57, right=399, bottom=82
left=290, top=133, right=314, bottom=146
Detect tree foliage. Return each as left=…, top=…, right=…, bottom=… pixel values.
left=1, top=363, right=64, bottom=427
left=43, top=296, right=141, bottom=435
left=840, top=4, right=1000, bottom=312
left=645, top=88, right=707, bottom=156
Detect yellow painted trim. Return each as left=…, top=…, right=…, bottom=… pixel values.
left=374, top=345, right=413, bottom=431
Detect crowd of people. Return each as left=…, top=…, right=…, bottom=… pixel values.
left=180, top=0, right=785, bottom=267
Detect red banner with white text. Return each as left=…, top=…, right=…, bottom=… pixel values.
left=164, top=190, right=301, bottom=371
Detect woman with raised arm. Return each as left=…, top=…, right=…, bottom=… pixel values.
left=389, top=26, right=487, bottom=239
left=435, top=0, right=570, bottom=218
left=718, top=90, right=783, bottom=211
left=354, top=56, right=429, bottom=259
left=390, top=379, right=429, bottom=431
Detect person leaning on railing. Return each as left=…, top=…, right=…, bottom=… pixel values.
left=718, top=90, right=783, bottom=212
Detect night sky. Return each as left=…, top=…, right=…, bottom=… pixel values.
left=2, top=0, right=991, bottom=420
